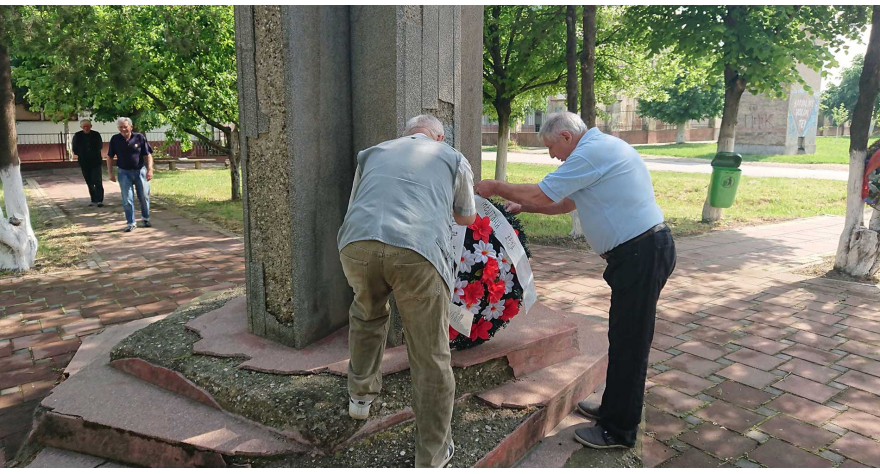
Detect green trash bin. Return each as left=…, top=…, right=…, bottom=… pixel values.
left=708, top=152, right=742, bottom=208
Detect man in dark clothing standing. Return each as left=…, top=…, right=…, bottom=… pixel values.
left=71, top=119, right=104, bottom=207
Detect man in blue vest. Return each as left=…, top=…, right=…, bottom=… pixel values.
left=475, top=111, right=676, bottom=451
left=107, top=117, right=154, bottom=232
left=338, top=115, right=476, bottom=468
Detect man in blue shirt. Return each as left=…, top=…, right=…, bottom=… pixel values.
left=475, top=111, right=676, bottom=450
left=107, top=117, right=154, bottom=232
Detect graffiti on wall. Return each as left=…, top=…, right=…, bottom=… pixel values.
left=789, top=86, right=819, bottom=137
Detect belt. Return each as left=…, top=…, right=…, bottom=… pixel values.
left=600, top=223, right=668, bottom=260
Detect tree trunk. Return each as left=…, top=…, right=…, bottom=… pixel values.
left=835, top=5, right=880, bottom=278
left=227, top=126, right=241, bottom=202
left=565, top=6, right=578, bottom=114
left=569, top=5, right=598, bottom=239
left=0, top=40, right=37, bottom=271
left=580, top=5, right=597, bottom=128
left=702, top=63, right=746, bottom=223
left=494, top=100, right=511, bottom=182
left=676, top=122, right=686, bottom=144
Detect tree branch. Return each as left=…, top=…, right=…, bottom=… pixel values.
left=518, top=72, right=566, bottom=95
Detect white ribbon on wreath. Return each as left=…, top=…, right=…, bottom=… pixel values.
left=447, top=196, right=537, bottom=337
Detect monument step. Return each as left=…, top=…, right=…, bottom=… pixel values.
left=183, top=297, right=582, bottom=380
left=29, top=318, right=307, bottom=468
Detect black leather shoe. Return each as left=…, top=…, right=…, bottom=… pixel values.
left=574, top=426, right=633, bottom=449
left=576, top=400, right=600, bottom=419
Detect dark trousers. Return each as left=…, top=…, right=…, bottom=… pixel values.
left=598, top=227, right=676, bottom=445
left=81, top=164, right=104, bottom=203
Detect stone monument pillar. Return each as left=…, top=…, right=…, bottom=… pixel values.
left=734, top=63, right=822, bottom=155
left=235, top=6, right=483, bottom=349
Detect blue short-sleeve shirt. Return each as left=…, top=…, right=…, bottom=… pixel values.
left=108, top=133, right=153, bottom=170
left=537, top=128, right=664, bottom=254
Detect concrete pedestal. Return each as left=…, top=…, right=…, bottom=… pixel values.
left=235, top=6, right=483, bottom=348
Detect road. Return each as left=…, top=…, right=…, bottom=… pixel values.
left=481, top=151, right=850, bottom=181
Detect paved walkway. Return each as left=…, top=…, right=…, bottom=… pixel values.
left=3, top=169, right=880, bottom=468
left=0, top=170, right=244, bottom=464
left=483, top=151, right=850, bottom=181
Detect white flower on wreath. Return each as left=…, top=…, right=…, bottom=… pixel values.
left=499, top=270, right=514, bottom=293
left=462, top=300, right=481, bottom=315
left=452, top=279, right=467, bottom=304
left=481, top=299, right=506, bottom=320
left=497, top=249, right=512, bottom=273
left=458, top=250, right=476, bottom=273
left=472, top=240, right=496, bottom=264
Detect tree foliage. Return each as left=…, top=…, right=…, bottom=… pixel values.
left=626, top=5, right=869, bottom=221
left=12, top=6, right=242, bottom=199
left=821, top=54, right=880, bottom=123
left=627, top=6, right=868, bottom=100
left=637, top=77, right=724, bottom=125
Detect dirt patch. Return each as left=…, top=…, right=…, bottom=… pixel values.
left=240, top=397, right=534, bottom=468
left=793, top=255, right=880, bottom=285
left=110, top=287, right=519, bottom=452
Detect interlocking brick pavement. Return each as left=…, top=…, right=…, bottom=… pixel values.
left=0, top=170, right=244, bottom=462
left=529, top=214, right=880, bottom=467
left=4, top=170, right=880, bottom=468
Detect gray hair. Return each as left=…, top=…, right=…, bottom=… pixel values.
left=116, top=117, right=132, bottom=127
left=79, top=119, right=92, bottom=125
left=538, top=111, right=587, bottom=143
left=403, top=114, right=444, bottom=140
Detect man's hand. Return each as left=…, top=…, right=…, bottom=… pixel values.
left=474, top=179, right=499, bottom=198
left=110, top=171, right=117, bottom=182
left=146, top=168, right=153, bottom=181
left=504, top=202, right=523, bottom=215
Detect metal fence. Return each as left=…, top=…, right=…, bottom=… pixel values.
left=16, top=131, right=226, bottom=162
left=144, top=131, right=226, bottom=158
left=598, top=112, right=679, bottom=132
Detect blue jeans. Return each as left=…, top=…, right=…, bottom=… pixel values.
left=117, top=167, right=150, bottom=225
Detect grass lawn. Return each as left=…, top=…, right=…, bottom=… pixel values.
left=142, top=163, right=845, bottom=250
left=487, top=162, right=846, bottom=247
left=0, top=184, right=91, bottom=275
left=149, top=168, right=244, bottom=233
left=632, top=136, right=865, bottom=165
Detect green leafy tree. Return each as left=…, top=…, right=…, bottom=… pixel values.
left=627, top=5, right=869, bottom=222
left=0, top=6, right=38, bottom=271
left=828, top=103, right=850, bottom=137
left=637, top=78, right=724, bottom=144
left=836, top=6, right=880, bottom=278
left=13, top=6, right=242, bottom=200
left=483, top=5, right=682, bottom=181
left=483, top=5, right=567, bottom=181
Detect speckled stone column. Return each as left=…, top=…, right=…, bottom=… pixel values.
left=235, top=6, right=482, bottom=349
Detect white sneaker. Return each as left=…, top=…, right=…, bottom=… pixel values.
left=349, top=397, right=371, bottom=420
left=88, top=202, right=95, bottom=207
left=439, top=442, right=454, bottom=468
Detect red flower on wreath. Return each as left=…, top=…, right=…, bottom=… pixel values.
left=462, top=281, right=484, bottom=305
left=480, top=257, right=500, bottom=284
left=500, top=298, right=520, bottom=321
left=449, top=326, right=459, bottom=340
left=486, top=279, right=506, bottom=303
left=470, top=318, right=493, bottom=341
left=468, top=216, right=493, bottom=243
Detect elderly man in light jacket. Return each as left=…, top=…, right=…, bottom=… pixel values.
left=337, top=114, right=477, bottom=468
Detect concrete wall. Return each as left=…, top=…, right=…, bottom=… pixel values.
left=735, top=63, right=822, bottom=155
